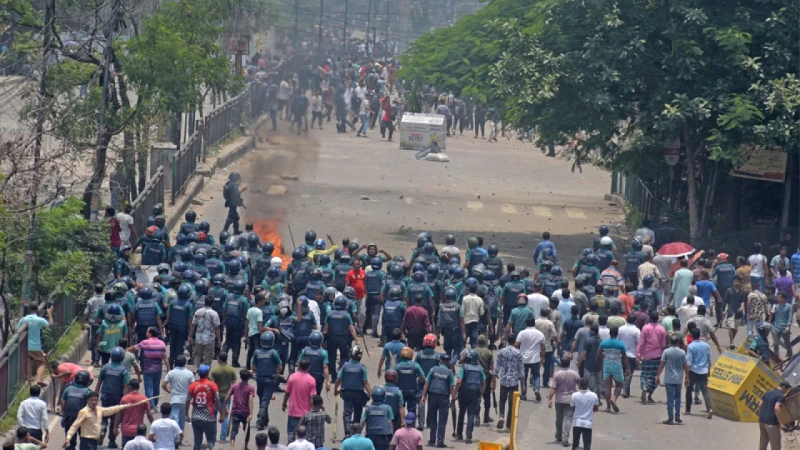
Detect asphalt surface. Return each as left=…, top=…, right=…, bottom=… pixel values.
left=43, top=118, right=762, bottom=450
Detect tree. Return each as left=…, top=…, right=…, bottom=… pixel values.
left=490, top=0, right=800, bottom=244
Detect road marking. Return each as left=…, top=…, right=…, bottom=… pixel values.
left=49, top=416, right=59, bottom=432
left=467, top=201, right=484, bottom=211
left=565, top=208, right=587, bottom=219
left=404, top=197, right=415, bottom=204
left=267, top=185, right=287, bottom=195
left=501, top=204, right=518, bottom=214
left=533, top=206, right=552, bottom=217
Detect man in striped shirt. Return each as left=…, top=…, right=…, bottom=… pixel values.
left=600, top=261, right=624, bottom=298
left=130, top=327, right=170, bottom=409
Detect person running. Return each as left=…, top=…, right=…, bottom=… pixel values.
left=117, top=380, right=154, bottom=448
left=162, top=355, right=195, bottom=435
left=186, top=365, right=224, bottom=450
left=224, top=370, right=255, bottom=450
left=295, top=395, right=331, bottom=448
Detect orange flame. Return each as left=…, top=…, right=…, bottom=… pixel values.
left=253, top=218, right=289, bottom=270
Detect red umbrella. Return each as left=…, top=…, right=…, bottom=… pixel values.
left=657, top=242, right=695, bottom=258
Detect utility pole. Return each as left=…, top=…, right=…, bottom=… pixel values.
left=21, top=0, right=56, bottom=311
left=294, top=0, right=299, bottom=45
left=366, top=0, right=372, bottom=57
left=318, top=0, right=323, bottom=54
left=343, top=0, right=348, bottom=55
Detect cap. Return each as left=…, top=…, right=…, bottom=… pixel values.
left=198, top=365, right=211, bottom=376
left=405, top=412, right=416, bottom=424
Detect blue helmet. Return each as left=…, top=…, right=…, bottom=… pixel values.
left=224, top=242, right=236, bottom=253
left=199, top=221, right=210, bottom=233
left=585, top=254, right=597, bottom=266
left=519, top=267, right=530, bottom=278
left=423, top=241, right=435, bottom=255
left=107, top=303, right=122, bottom=316
left=412, top=263, right=424, bottom=274
left=371, top=386, right=386, bottom=402
left=180, top=248, right=193, bottom=262
left=466, top=349, right=479, bottom=364
left=305, top=230, right=317, bottom=245
left=551, top=266, right=563, bottom=277
left=631, top=239, right=642, bottom=251
left=582, top=248, right=593, bottom=257
left=177, top=284, right=192, bottom=299
left=465, top=277, right=479, bottom=289
left=228, top=260, right=241, bottom=274
left=484, top=269, right=496, bottom=281
left=292, top=248, right=305, bottom=260
left=487, top=244, right=499, bottom=257
left=449, top=256, right=460, bottom=265
left=176, top=234, right=188, bottom=245
left=444, top=287, right=458, bottom=302
left=333, top=249, right=344, bottom=262
left=260, top=331, right=275, bottom=348
left=334, top=295, right=347, bottom=310
left=174, top=262, right=188, bottom=274
left=111, top=346, right=125, bottom=362
left=232, top=280, right=246, bottom=294
left=319, top=254, right=331, bottom=266
left=138, top=286, right=152, bottom=299
left=309, top=331, right=323, bottom=347
left=182, top=270, right=197, bottom=282
left=212, top=273, right=226, bottom=286
left=643, top=274, right=655, bottom=287
left=426, top=264, right=439, bottom=277
left=263, top=241, right=275, bottom=254
left=324, top=287, right=337, bottom=301
left=267, top=266, right=281, bottom=280
left=413, top=271, right=425, bottom=282
left=371, top=257, right=383, bottom=270
left=194, top=279, right=208, bottom=295
left=194, top=252, right=206, bottom=265
left=599, top=225, right=609, bottom=236
left=186, top=232, right=198, bottom=243
left=453, top=267, right=465, bottom=280
left=219, top=231, right=231, bottom=244
left=121, top=276, right=134, bottom=289
left=314, top=238, right=326, bottom=250
left=390, top=263, right=404, bottom=278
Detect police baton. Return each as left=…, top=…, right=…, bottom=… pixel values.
left=287, top=224, right=297, bottom=248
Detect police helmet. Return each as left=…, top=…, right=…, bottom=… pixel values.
left=182, top=270, right=197, bottom=282
left=278, top=300, right=291, bottom=316
left=271, top=257, right=283, bottom=268
left=319, top=254, right=331, bottom=266
left=445, top=234, right=455, bottom=245
left=113, top=282, right=128, bottom=296
left=153, top=203, right=164, bottom=216
left=350, top=345, right=363, bottom=361
left=510, top=271, right=521, bottom=281
left=465, top=277, right=479, bottom=291
left=292, top=248, right=305, bottom=260
left=212, top=273, right=226, bottom=286
left=386, top=285, right=401, bottom=300
left=246, top=233, right=259, bottom=247
left=263, top=241, right=275, bottom=255
left=631, top=239, right=642, bottom=251
left=157, top=263, right=170, bottom=274
left=179, top=248, right=193, bottom=262
left=390, top=263, right=404, bottom=278
left=267, top=266, right=281, bottom=280
left=145, top=226, right=158, bottom=237
left=208, top=247, right=222, bottom=259
left=305, top=230, right=317, bottom=245
left=333, top=249, right=344, bottom=262
left=423, top=242, right=435, bottom=255
left=443, top=287, right=458, bottom=302
left=334, top=295, right=348, bottom=310
left=199, top=221, right=210, bottom=233
left=582, top=248, right=593, bottom=257
left=75, top=370, right=91, bottom=386
left=309, top=331, right=323, bottom=347
left=173, top=262, right=188, bottom=275
left=152, top=282, right=162, bottom=292
left=453, top=267, right=465, bottom=280
left=371, top=258, right=383, bottom=270
left=484, top=270, right=496, bottom=281
left=400, top=346, right=414, bottom=360
left=232, top=280, right=246, bottom=294
left=517, top=294, right=528, bottom=305
left=195, top=280, right=208, bottom=295
left=340, top=254, right=351, bottom=264
left=426, top=264, right=439, bottom=278
left=120, top=245, right=132, bottom=255
left=423, top=333, right=436, bottom=348
left=371, top=386, right=386, bottom=402
left=551, top=266, right=563, bottom=277
left=413, top=271, right=425, bottom=283
left=185, top=210, right=197, bottom=222
left=384, top=370, right=398, bottom=383
left=261, top=331, right=275, bottom=348
left=420, top=232, right=433, bottom=243
left=449, top=255, right=461, bottom=264
left=757, top=321, right=772, bottom=335
left=324, top=287, right=337, bottom=301
left=466, top=350, right=479, bottom=364
left=599, top=225, right=609, bottom=235
left=600, top=236, right=613, bottom=246
left=229, top=172, right=241, bottom=182
left=176, top=234, right=188, bottom=245
left=197, top=232, right=208, bottom=243
left=111, top=346, right=125, bottom=362
left=539, top=261, right=553, bottom=272
left=107, top=304, right=123, bottom=317
left=447, top=264, right=459, bottom=277
left=224, top=243, right=236, bottom=253
left=310, top=268, right=322, bottom=281
left=139, top=286, right=152, bottom=299
left=313, top=238, right=325, bottom=250
left=411, top=263, right=424, bottom=275
left=642, top=274, right=654, bottom=287
left=194, top=253, right=206, bottom=265
left=177, top=284, right=192, bottom=299
left=228, top=260, right=241, bottom=273
left=121, top=276, right=134, bottom=290
left=487, top=244, right=499, bottom=257
left=219, top=231, right=231, bottom=243
left=416, top=236, right=426, bottom=248
left=467, top=237, right=479, bottom=249
left=585, top=254, right=598, bottom=266
left=344, top=286, right=356, bottom=299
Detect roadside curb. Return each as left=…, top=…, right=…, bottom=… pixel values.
left=166, top=115, right=268, bottom=233
left=604, top=192, right=627, bottom=216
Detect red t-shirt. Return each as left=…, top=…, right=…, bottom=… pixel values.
left=120, top=392, right=152, bottom=437
left=189, top=378, right=220, bottom=419
left=228, top=381, right=255, bottom=416
left=58, top=363, right=94, bottom=384
left=110, top=218, right=121, bottom=247
left=345, top=269, right=366, bottom=299
left=382, top=103, right=393, bottom=122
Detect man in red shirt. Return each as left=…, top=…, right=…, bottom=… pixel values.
left=380, top=96, right=394, bottom=141
left=106, top=207, right=122, bottom=256
left=186, top=365, right=225, bottom=448
left=116, top=379, right=154, bottom=447
left=346, top=259, right=367, bottom=330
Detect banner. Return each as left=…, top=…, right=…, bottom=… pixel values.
left=730, top=145, right=787, bottom=183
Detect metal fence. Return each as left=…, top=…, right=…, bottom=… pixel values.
left=172, top=83, right=266, bottom=203
left=130, top=166, right=165, bottom=238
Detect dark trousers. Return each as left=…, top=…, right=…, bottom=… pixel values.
left=63, top=416, right=79, bottom=450
left=367, top=435, right=391, bottom=450
left=80, top=438, right=98, bottom=450
left=478, top=383, right=492, bottom=420
left=401, top=389, right=418, bottom=422
left=365, top=294, right=381, bottom=333
left=101, top=394, right=122, bottom=445
left=542, top=351, right=555, bottom=388
left=446, top=117, right=452, bottom=135
left=474, top=118, right=485, bottom=137
left=256, top=377, right=274, bottom=426
left=121, top=436, right=134, bottom=448
left=246, top=334, right=261, bottom=371
left=685, top=372, right=712, bottom=413
left=407, top=330, right=424, bottom=351
left=223, top=327, right=244, bottom=367
left=427, top=393, right=450, bottom=444
left=327, top=336, right=349, bottom=381
left=289, top=337, right=309, bottom=368
left=312, top=374, right=324, bottom=395
left=380, top=120, right=394, bottom=140
left=89, top=324, right=100, bottom=364
left=499, top=385, right=517, bottom=427
left=312, top=111, right=323, bottom=127
left=169, top=330, right=187, bottom=367
left=465, top=322, right=480, bottom=348
left=100, top=351, right=111, bottom=365
left=324, top=104, right=333, bottom=122
left=269, top=109, right=278, bottom=130
left=223, top=207, right=240, bottom=234
left=136, top=325, right=151, bottom=344
left=442, top=328, right=462, bottom=361
left=28, top=429, right=43, bottom=442
left=572, top=427, right=592, bottom=450
left=342, top=390, right=366, bottom=437
left=276, top=342, right=290, bottom=376
left=192, top=420, right=217, bottom=450
left=456, top=390, right=479, bottom=439
left=502, top=307, right=513, bottom=332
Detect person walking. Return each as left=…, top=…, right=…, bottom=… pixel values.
left=637, top=312, right=666, bottom=404
left=515, top=317, right=545, bottom=401
left=569, top=378, right=598, bottom=450
left=63, top=392, right=136, bottom=450
left=390, top=412, right=423, bottom=450
left=224, top=370, right=254, bottom=450
left=162, top=356, right=195, bottom=435
left=149, top=404, right=183, bottom=450
left=548, top=357, right=580, bottom=447
left=211, top=352, right=238, bottom=441
left=117, top=380, right=154, bottom=448
left=295, top=395, right=332, bottom=448
left=283, top=358, right=318, bottom=440
left=341, top=424, right=375, bottom=450
left=597, top=326, right=629, bottom=412
left=655, top=334, right=689, bottom=425
left=618, top=314, right=640, bottom=398
left=123, top=424, right=154, bottom=450
left=186, top=365, right=224, bottom=450
left=758, top=381, right=791, bottom=450
left=493, top=332, right=525, bottom=430
left=17, top=385, right=49, bottom=442
left=420, top=354, right=455, bottom=448
left=684, top=327, right=713, bottom=419
left=189, top=300, right=222, bottom=368
left=577, top=325, right=603, bottom=405
left=130, top=327, right=169, bottom=409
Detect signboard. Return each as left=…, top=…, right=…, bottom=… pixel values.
left=399, top=114, right=447, bottom=151
left=730, top=145, right=788, bottom=183
left=664, top=138, right=680, bottom=166
left=708, top=351, right=783, bottom=422
left=226, top=35, right=250, bottom=55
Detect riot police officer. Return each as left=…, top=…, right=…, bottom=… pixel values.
left=333, top=254, right=353, bottom=293
left=455, top=350, right=486, bottom=444
left=179, top=210, right=200, bottom=236
left=394, top=347, right=425, bottom=432
left=380, top=263, right=406, bottom=303
left=95, top=347, right=129, bottom=447
left=251, top=331, right=283, bottom=429
left=61, top=370, right=92, bottom=450
left=298, top=331, right=330, bottom=395
left=222, top=280, right=249, bottom=367
left=465, top=237, right=485, bottom=274
left=634, top=274, right=660, bottom=314
left=223, top=172, right=243, bottom=234
left=287, top=248, right=312, bottom=298
left=290, top=297, right=317, bottom=372
left=133, top=286, right=163, bottom=343
left=192, top=253, right=210, bottom=280
left=406, top=272, right=434, bottom=317
left=420, top=354, right=455, bottom=447
left=383, top=370, right=405, bottom=431
left=481, top=271, right=501, bottom=349
left=361, top=387, right=395, bottom=450
left=141, top=226, right=168, bottom=266
left=365, top=258, right=386, bottom=337
left=335, top=346, right=371, bottom=438
left=165, top=284, right=194, bottom=367
left=623, top=239, right=644, bottom=287
left=484, top=244, right=503, bottom=277
left=381, top=286, right=407, bottom=345
left=577, top=254, right=601, bottom=290
left=323, top=296, right=359, bottom=382
left=414, top=334, right=441, bottom=430
left=304, top=269, right=326, bottom=302
left=437, top=287, right=465, bottom=361
left=595, top=236, right=615, bottom=272
left=264, top=300, right=293, bottom=378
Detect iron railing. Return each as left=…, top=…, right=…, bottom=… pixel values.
left=130, top=166, right=165, bottom=237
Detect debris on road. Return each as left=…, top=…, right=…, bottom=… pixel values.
left=424, top=153, right=450, bottom=162
left=281, top=174, right=299, bottom=181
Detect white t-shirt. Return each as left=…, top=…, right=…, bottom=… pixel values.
left=680, top=296, right=704, bottom=308
left=515, top=327, right=545, bottom=364
left=570, top=390, right=599, bottom=429
left=551, top=291, right=573, bottom=303
left=599, top=326, right=610, bottom=341
left=749, top=254, right=766, bottom=277
left=117, top=212, right=134, bottom=244
left=307, top=299, right=321, bottom=330
left=277, top=81, right=290, bottom=100
left=149, top=418, right=182, bottom=450
left=526, top=294, right=550, bottom=319
left=287, top=439, right=315, bottom=450
left=618, top=323, right=640, bottom=358
left=677, top=304, right=698, bottom=328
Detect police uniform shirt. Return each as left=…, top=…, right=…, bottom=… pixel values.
left=337, top=363, right=368, bottom=387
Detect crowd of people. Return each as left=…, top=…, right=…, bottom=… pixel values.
left=16, top=195, right=800, bottom=450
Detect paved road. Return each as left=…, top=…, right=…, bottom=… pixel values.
left=42, top=119, right=761, bottom=450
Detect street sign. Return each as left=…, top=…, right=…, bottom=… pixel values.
left=730, top=144, right=788, bottom=183
left=664, top=138, right=680, bottom=166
